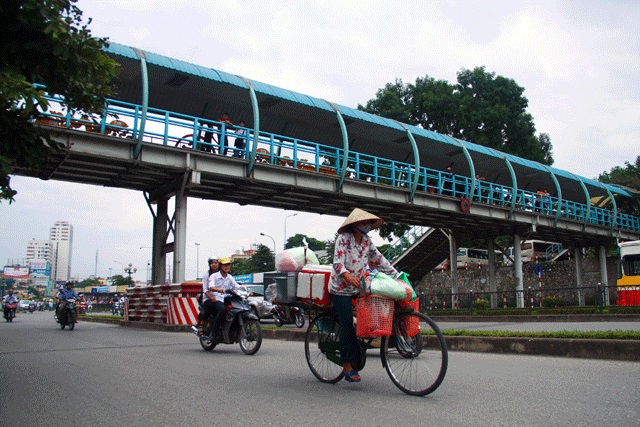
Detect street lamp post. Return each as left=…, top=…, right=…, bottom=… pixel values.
left=284, top=213, right=298, bottom=250
left=260, top=233, right=277, bottom=265
left=124, top=263, right=137, bottom=287
left=195, top=242, right=200, bottom=280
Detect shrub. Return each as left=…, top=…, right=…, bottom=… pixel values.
left=474, top=299, right=490, bottom=309
left=542, top=296, right=561, bottom=308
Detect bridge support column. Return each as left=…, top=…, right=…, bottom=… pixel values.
left=448, top=232, right=459, bottom=309
left=152, top=197, right=168, bottom=285
left=173, top=190, right=187, bottom=283
left=487, top=239, right=497, bottom=308
left=598, top=245, right=609, bottom=305
left=514, top=234, right=524, bottom=307
left=575, top=246, right=584, bottom=306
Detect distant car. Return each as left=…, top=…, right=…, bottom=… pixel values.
left=243, top=284, right=273, bottom=320
left=18, top=300, right=32, bottom=311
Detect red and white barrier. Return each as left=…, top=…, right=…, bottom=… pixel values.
left=125, top=281, right=202, bottom=324
left=167, top=297, right=200, bottom=325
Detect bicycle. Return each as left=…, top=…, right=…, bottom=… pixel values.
left=304, top=299, right=448, bottom=396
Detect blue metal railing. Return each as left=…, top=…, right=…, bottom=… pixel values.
left=32, top=90, right=640, bottom=236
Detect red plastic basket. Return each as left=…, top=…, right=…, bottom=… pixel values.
left=356, top=295, right=394, bottom=338
left=397, top=298, right=420, bottom=336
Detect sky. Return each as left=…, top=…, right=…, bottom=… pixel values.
left=2, top=0, right=639, bottom=282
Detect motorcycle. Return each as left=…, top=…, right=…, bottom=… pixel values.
left=3, top=301, right=17, bottom=322
left=271, top=304, right=305, bottom=328
left=78, top=301, right=87, bottom=314
left=56, top=298, right=78, bottom=330
left=28, top=302, right=36, bottom=313
left=112, top=301, right=121, bottom=316
left=191, top=288, right=262, bottom=355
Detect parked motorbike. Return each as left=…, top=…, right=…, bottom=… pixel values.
left=3, top=302, right=17, bottom=322
left=191, top=288, right=262, bottom=355
left=56, top=298, right=77, bottom=330
left=28, top=302, right=36, bottom=313
left=271, top=304, right=305, bottom=328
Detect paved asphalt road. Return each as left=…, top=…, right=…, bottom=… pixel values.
left=1, top=312, right=639, bottom=426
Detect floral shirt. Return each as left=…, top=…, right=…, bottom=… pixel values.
left=329, top=232, right=398, bottom=296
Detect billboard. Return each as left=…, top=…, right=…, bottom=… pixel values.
left=233, top=274, right=253, bottom=284
left=3, top=267, right=30, bottom=279
left=30, top=259, right=50, bottom=277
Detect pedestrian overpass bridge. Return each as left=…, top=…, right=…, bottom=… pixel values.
left=15, top=42, right=640, bottom=300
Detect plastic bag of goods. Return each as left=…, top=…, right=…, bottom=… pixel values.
left=369, top=272, right=407, bottom=300
left=395, top=272, right=417, bottom=302
left=276, top=247, right=320, bottom=272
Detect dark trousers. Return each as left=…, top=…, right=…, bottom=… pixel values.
left=203, top=300, right=226, bottom=332
left=331, top=294, right=360, bottom=366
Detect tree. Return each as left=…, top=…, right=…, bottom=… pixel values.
left=1, top=0, right=119, bottom=202
left=378, top=222, right=411, bottom=242
left=79, top=277, right=100, bottom=287
left=109, top=275, right=129, bottom=287
left=598, top=155, right=640, bottom=217
left=285, top=233, right=326, bottom=251
left=231, top=244, right=275, bottom=275
left=359, top=67, right=554, bottom=241
left=360, top=66, right=553, bottom=165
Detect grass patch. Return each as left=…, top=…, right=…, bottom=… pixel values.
left=437, top=329, right=640, bottom=340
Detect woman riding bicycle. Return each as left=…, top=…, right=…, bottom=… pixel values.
left=329, top=208, right=399, bottom=383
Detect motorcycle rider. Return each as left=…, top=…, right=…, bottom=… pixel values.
left=200, top=257, right=244, bottom=338
left=56, top=281, right=79, bottom=321
left=3, top=289, right=18, bottom=319
left=196, top=255, right=220, bottom=334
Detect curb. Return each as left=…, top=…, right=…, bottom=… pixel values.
left=79, top=317, right=640, bottom=361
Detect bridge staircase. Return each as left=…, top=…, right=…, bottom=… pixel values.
left=386, top=226, right=450, bottom=282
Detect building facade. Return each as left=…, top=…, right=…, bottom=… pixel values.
left=50, top=221, right=73, bottom=282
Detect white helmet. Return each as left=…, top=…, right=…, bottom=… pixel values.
left=207, top=256, right=219, bottom=263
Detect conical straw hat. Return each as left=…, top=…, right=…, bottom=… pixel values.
left=338, top=208, right=385, bottom=234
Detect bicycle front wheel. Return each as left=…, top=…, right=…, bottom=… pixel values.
left=381, top=311, right=448, bottom=396
left=304, top=314, right=344, bottom=383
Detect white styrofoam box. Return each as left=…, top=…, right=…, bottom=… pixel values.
left=297, top=270, right=330, bottom=305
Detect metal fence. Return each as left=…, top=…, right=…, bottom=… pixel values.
left=417, top=283, right=624, bottom=313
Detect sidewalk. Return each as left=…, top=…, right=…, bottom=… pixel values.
left=80, top=315, right=640, bottom=362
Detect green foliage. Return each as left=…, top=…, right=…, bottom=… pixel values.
left=1, top=0, right=119, bottom=202
left=473, top=299, right=490, bottom=309
left=439, top=329, right=640, bottom=340
left=378, top=222, right=411, bottom=242
left=27, top=286, right=41, bottom=299
left=319, top=234, right=336, bottom=265
left=359, top=66, right=553, bottom=165
left=285, top=233, right=326, bottom=251
left=598, top=155, right=640, bottom=217
left=109, top=275, right=129, bottom=287
left=541, top=296, right=561, bottom=308
left=230, top=244, right=275, bottom=275
left=78, top=277, right=100, bottom=287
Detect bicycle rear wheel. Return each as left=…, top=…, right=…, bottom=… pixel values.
left=381, top=311, right=448, bottom=396
left=304, top=314, right=344, bottom=383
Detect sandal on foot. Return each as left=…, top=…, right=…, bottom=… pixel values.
left=343, top=370, right=361, bottom=383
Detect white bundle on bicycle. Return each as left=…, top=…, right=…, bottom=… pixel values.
left=368, top=272, right=412, bottom=301
left=276, top=239, right=320, bottom=272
